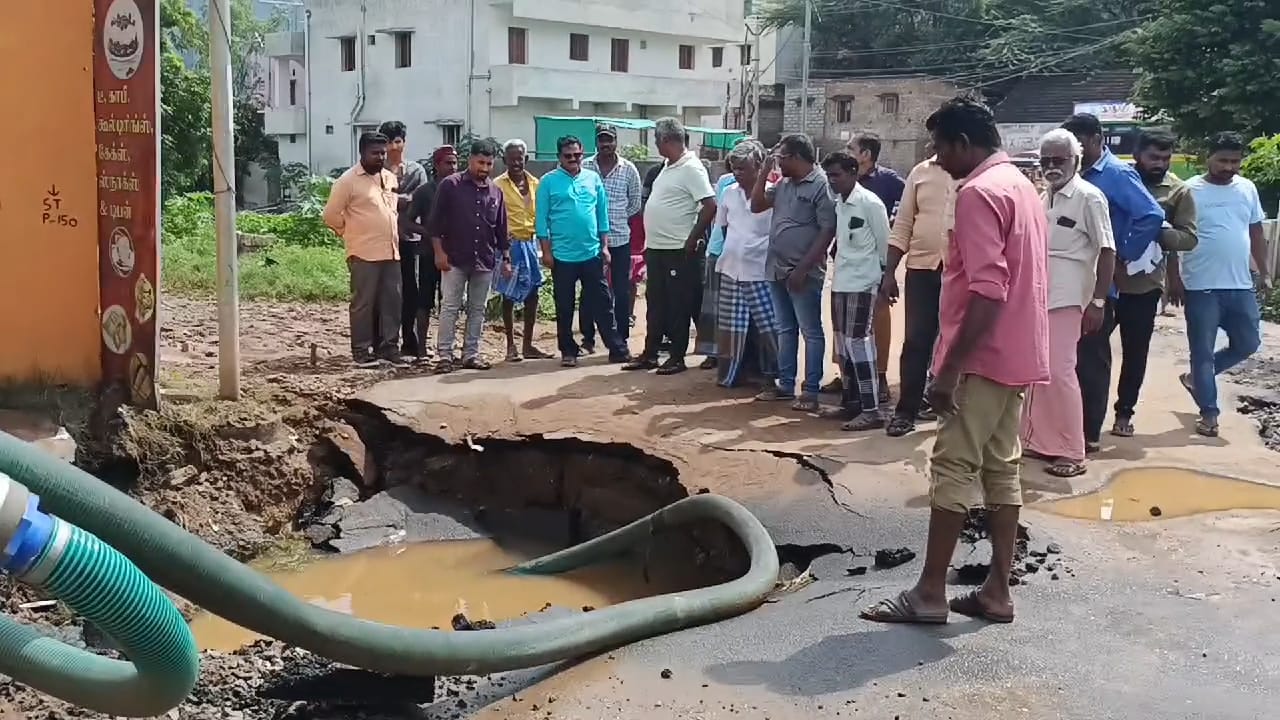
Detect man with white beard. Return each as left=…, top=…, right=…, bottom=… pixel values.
left=1020, top=129, right=1116, bottom=477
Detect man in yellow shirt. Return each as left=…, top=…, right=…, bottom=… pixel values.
left=492, top=139, right=550, bottom=361
left=322, top=131, right=403, bottom=368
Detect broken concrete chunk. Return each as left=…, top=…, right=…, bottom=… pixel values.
left=323, top=477, right=361, bottom=505
left=1046, top=542, right=1062, bottom=554
left=323, top=421, right=378, bottom=487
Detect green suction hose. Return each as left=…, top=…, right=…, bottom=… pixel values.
left=0, top=472, right=199, bottom=717
left=0, top=429, right=778, bottom=704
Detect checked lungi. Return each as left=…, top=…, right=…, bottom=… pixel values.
left=715, top=276, right=779, bottom=387
left=491, top=239, right=542, bottom=302
left=832, top=290, right=879, bottom=411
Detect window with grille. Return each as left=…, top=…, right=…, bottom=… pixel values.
left=339, top=37, right=356, bottom=72
left=570, top=33, right=589, bottom=61
left=393, top=32, right=412, bottom=68
left=611, top=38, right=629, bottom=72
left=508, top=27, right=528, bottom=65
left=678, top=44, right=695, bottom=70
left=442, top=124, right=462, bottom=147
left=836, top=99, right=853, bottom=123
left=711, top=46, right=723, bottom=67
left=740, top=44, right=752, bottom=66
left=881, top=93, right=900, bottom=114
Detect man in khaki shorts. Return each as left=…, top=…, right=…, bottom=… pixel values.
left=862, top=96, right=1049, bottom=625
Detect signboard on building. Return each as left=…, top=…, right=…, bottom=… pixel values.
left=1073, top=101, right=1138, bottom=123
left=94, top=0, right=160, bottom=409
left=998, top=123, right=1060, bottom=154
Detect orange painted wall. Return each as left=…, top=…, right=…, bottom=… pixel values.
left=0, top=2, right=101, bottom=384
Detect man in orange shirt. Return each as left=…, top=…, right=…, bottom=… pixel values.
left=322, top=131, right=404, bottom=368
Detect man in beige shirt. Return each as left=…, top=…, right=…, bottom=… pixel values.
left=322, top=131, right=404, bottom=368
left=1021, top=129, right=1115, bottom=477
left=878, top=155, right=956, bottom=437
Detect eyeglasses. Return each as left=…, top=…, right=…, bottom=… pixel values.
left=1039, top=156, right=1072, bottom=169
left=561, top=152, right=584, bottom=160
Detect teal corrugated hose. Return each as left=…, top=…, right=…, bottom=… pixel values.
left=0, top=428, right=778, bottom=708
left=0, top=521, right=199, bottom=717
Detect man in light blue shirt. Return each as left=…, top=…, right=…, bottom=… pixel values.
left=581, top=123, right=642, bottom=349
left=535, top=135, right=632, bottom=367
left=1063, top=112, right=1166, bottom=452
left=1170, top=132, right=1271, bottom=437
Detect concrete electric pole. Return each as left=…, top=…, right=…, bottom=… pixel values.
left=745, top=13, right=764, bottom=137
left=210, top=0, right=241, bottom=400
left=800, top=0, right=812, bottom=137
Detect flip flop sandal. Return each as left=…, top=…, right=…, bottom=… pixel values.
left=817, top=406, right=857, bottom=421
left=1110, top=417, right=1135, bottom=437
left=791, top=397, right=820, bottom=413
left=1085, top=441, right=1101, bottom=455
left=949, top=590, right=1014, bottom=623
left=506, top=349, right=524, bottom=362
left=842, top=413, right=886, bottom=432
left=461, top=357, right=492, bottom=370
left=1195, top=417, right=1219, bottom=438
left=523, top=347, right=554, bottom=360
left=1021, top=448, right=1053, bottom=461
left=860, top=591, right=948, bottom=625
left=1046, top=460, right=1087, bottom=478
left=1179, top=373, right=1196, bottom=401
left=885, top=416, right=915, bottom=437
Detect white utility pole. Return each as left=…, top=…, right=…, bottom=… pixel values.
left=210, top=0, right=241, bottom=400
left=745, top=13, right=764, bottom=136
left=800, top=0, right=812, bottom=136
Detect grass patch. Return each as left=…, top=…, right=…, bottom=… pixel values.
left=163, top=192, right=349, bottom=303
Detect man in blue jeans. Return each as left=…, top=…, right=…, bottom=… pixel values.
left=749, top=133, right=837, bottom=411
left=1170, top=132, right=1271, bottom=437
left=535, top=135, right=632, bottom=368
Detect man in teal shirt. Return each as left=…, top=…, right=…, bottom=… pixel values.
left=536, top=135, right=632, bottom=367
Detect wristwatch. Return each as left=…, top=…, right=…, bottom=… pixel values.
left=1090, top=298, right=1106, bottom=309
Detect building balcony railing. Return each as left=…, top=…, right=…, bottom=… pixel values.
left=265, top=106, right=307, bottom=136
left=489, top=64, right=726, bottom=110
left=265, top=31, right=305, bottom=58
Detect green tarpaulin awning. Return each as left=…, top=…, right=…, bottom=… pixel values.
left=533, top=116, right=747, bottom=159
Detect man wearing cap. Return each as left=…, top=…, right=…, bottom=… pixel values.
left=582, top=123, right=643, bottom=352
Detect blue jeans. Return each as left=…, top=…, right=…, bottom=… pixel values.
left=1184, top=289, right=1261, bottom=419
left=769, top=276, right=825, bottom=396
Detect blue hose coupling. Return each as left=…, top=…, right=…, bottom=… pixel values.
left=0, top=471, right=58, bottom=579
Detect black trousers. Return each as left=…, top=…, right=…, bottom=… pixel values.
left=553, top=256, right=626, bottom=359
left=397, top=241, right=440, bottom=354
left=1076, top=298, right=1117, bottom=445
left=894, top=266, right=942, bottom=419
left=1113, top=289, right=1162, bottom=420
left=641, top=248, right=697, bottom=361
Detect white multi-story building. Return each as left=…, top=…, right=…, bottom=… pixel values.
left=264, top=0, right=764, bottom=173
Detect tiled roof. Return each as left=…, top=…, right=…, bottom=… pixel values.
left=992, top=71, right=1140, bottom=123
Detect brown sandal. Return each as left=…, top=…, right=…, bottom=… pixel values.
left=949, top=590, right=1014, bottom=623
left=860, top=591, right=948, bottom=625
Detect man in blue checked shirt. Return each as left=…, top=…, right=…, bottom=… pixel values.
left=1062, top=113, right=1165, bottom=452
left=581, top=123, right=642, bottom=350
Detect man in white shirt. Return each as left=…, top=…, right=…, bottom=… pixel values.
left=1021, top=129, right=1116, bottom=477
left=624, top=117, right=717, bottom=375
left=818, top=151, right=891, bottom=431
left=713, top=139, right=778, bottom=389
left=1175, top=131, right=1270, bottom=437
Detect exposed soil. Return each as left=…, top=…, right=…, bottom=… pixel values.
left=0, top=296, right=725, bottom=720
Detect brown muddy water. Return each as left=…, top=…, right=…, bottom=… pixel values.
left=1038, top=467, right=1280, bottom=522
left=190, top=538, right=676, bottom=651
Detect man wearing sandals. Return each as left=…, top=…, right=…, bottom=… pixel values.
left=1175, top=132, right=1270, bottom=438
left=1020, top=130, right=1116, bottom=479
left=493, top=139, right=552, bottom=363
left=862, top=97, right=1048, bottom=625
left=818, top=151, right=892, bottom=431
left=749, top=134, right=838, bottom=412
left=428, top=140, right=509, bottom=372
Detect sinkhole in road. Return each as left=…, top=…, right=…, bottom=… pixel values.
left=1038, top=467, right=1280, bottom=522
left=190, top=401, right=756, bottom=651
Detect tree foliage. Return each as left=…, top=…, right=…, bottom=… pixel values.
left=1128, top=0, right=1280, bottom=141
left=159, top=0, right=284, bottom=199
left=760, top=0, right=1152, bottom=86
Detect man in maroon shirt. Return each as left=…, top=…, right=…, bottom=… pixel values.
left=427, top=140, right=511, bottom=371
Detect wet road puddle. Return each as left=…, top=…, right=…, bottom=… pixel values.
left=1037, top=467, right=1280, bottom=522
left=190, top=539, right=669, bottom=651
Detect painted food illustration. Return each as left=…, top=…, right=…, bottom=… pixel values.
left=103, top=0, right=145, bottom=80
left=101, top=305, right=133, bottom=355
left=110, top=227, right=135, bottom=276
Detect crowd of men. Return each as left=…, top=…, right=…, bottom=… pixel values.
left=321, top=97, right=1270, bottom=622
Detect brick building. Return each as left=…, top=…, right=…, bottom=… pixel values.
left=783, top=75, right=960, bottom=173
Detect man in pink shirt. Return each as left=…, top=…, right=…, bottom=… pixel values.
left=862, top=96, right=1050, bottom=625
